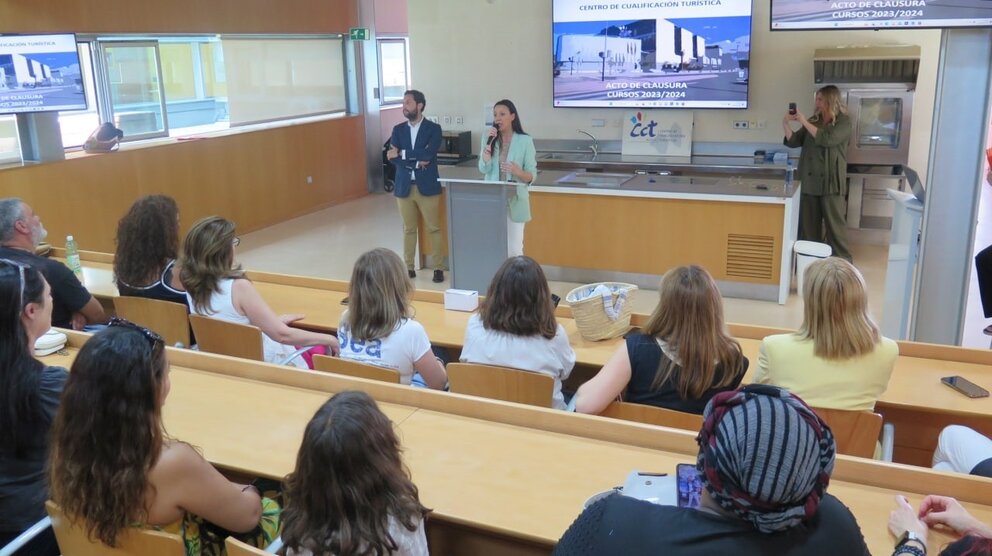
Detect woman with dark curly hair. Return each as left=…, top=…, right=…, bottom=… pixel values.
left=0, top=260, right=62, bottom=556
left=113, top=195, right=186, bottom=305
left=280, top=390, right=430, bottom=556
left=459, top=256, right=575, bottom=409
left=49, top=321, right=280, bottom=555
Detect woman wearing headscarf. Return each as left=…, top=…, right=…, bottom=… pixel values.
left=554, top=385, right=870, bottom=555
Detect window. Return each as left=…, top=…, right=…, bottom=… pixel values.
left=1, top=33, right=348, bottom=160
left=377, top=38, right=410, bottom=105
left=221, top=37, right=346, bottom=125
left=58, top=42, right=101, bottom=148
left=0, top=116, right=18, bottom=164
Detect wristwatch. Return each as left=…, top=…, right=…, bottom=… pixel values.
left=895, top=530, right=926, bottom=556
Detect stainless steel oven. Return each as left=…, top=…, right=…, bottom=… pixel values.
left=843, top=88, right=913, bottom=166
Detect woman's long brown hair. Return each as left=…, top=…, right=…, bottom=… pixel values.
left=478, top=256, right=558, bottom=340
left=280, top=391, right=429, bottom=556
left=49, top=326, right=168, bottom=547
left=179, top=216, right=245, bottom=314
left=642, top=265, right=744, bottom=399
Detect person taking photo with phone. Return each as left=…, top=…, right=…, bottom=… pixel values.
left=783, top=85, right=854, bottom=262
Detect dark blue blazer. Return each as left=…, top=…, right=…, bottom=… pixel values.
left=389, top=118, right=442, bottom=198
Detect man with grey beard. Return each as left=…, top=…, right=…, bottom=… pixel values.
left=0, top=198, right=105, bottom=329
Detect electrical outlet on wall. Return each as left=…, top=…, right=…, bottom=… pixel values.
left=442, top=116, right=452, bottom=125
left=455, top=116, right=464, bottom=125
left=428, top=116, right=439, bottom=123
left=733, top=120, right=749, bottom=129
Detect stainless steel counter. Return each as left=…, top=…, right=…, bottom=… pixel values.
left=440, top=165, right=796, bottom=199
left=535, top=151, right=790, bottom=178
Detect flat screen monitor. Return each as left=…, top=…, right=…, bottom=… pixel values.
left=770, top=0, right=992, bottom=30
left=552, top=1, right=753, bottom=109
left=0, top=33, right=86, bottom=114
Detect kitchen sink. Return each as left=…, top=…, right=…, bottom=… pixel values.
left=539, top=152, right=594, bottom=161
left=555, top=171, right=634, bottom=188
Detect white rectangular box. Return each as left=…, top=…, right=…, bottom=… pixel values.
left=444, top=289, right=479, bottom=312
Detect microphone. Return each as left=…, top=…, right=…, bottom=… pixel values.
left=487, top=122, right=500, bottom=150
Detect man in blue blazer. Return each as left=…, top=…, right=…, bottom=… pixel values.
left=387, top=89, right=444, bottom=283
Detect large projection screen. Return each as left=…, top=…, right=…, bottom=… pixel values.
left=0, top=33, right=86, bottom=114
left=771, top=0, right=992, bottom=30
left=552, top=0, right=753, bottom=109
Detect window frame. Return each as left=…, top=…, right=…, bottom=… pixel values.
left=376, top=36, right=411, bottom=107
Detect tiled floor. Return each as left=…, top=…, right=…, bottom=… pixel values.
left=236, top=192, right=968, bottom=343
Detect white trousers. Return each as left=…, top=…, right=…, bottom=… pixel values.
left=932, top=425, right=992, bottom=474
left=507, top=218, right=525, bottom=258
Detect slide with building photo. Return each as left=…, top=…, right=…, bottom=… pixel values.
left=0, top=34, right=85, bottom=114
left=770, top=0, right=992, bottom=29
left=552, top=0, right=752, bottom=109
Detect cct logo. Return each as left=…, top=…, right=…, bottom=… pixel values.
left=629, top=112, right=658, bottom=138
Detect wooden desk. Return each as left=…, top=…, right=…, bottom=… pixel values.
left=48, top=333, right=992, bottom=556
left=67, top=254, right=992, bottom=466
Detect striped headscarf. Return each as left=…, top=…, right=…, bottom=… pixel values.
left=695, top=384, right=836, bottom=533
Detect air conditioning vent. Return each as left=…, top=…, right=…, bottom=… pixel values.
left=814, top=58, right=919, bottom=84
left=726, top=234, right=774, bottom=280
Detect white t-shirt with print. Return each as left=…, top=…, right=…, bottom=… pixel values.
left=286, top=515, right=429, bottom=556
left=337, top=314, right=432, bottom=385
left=459, top=313, right=576, bottom=409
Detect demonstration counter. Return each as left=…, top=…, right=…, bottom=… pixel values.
left=424, top=164, right=799, bottom=304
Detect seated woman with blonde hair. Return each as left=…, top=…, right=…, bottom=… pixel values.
left=338, top=248, right=446, bottom=389
left=755, top=256, right=897, bottom=410
left=573, top=265, right=747, bottom=415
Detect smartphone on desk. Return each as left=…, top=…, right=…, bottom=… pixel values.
left=676, top=464, right=703, bottom=509
left=941, top=375, right=990, bottom=398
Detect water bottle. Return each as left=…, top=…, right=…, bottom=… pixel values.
left=65, top=235, right=83, bottom=280
left=785, top=161, right=795, bottom=187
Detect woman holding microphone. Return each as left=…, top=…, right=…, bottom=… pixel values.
left=783, top=85, right=853, bottom=262
left=479, top=99, right=537, bottom=257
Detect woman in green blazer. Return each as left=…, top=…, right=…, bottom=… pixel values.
left=479, top=99, right=538, bottom=257
left=783, top=85, right=853, bottom=261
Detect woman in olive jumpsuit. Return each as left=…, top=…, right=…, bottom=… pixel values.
left=783, top=85, right=853, bottom=262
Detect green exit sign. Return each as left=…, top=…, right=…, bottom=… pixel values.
left=349, top=28, right=370, bottom=40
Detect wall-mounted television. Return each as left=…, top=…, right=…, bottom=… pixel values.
left=0, top=33, right=86, bottom=115
left=771, top=0, right=992, bottom=30
left=552, top=0, right=753, bottom=109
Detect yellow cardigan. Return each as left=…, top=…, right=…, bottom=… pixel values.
left=754, top=333, right=898, bottom=411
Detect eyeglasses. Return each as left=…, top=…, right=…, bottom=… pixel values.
left=109, top=317, right=165, bottom=358
left=0, top=258, right=27, bottom=309
left=232, top=237, right=241, bottom=247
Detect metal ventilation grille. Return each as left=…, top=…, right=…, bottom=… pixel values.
left=726, top=234, right=775, bottom=280
left=814, top=58, right=919, bottom=84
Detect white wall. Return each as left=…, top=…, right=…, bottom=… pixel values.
left=408, top=0, right=941, bottom=174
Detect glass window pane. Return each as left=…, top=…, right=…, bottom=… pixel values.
left=103, top=43, right=166, bottom=137
left=856, top=98, right=901, bottom=149
left=379, top=40, right=408, bottom=104
left=161, top=40, right=229, bottom=137
left=0, top=116, right=20, bottom=164
left=59, top=42, right=101, bottom=148
left=160, top=43, right=197, bottom=101
left=221, top=37, right=345, bottom=125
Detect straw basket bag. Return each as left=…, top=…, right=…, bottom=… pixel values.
left=565, top=282, right=638, bottom=341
